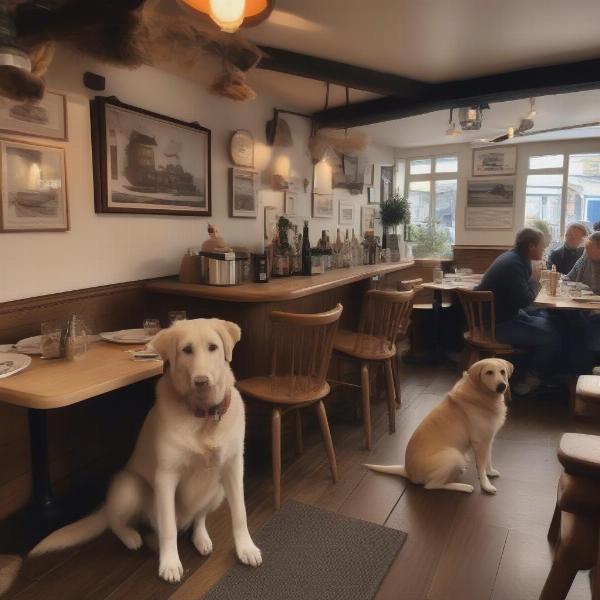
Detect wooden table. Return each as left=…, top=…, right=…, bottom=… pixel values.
left=0, top=342, right=162, bottom=524
left=534, top=292, right=600, bottom=311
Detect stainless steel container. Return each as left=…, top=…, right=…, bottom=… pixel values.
left=200, top=251, right=249, bottom=286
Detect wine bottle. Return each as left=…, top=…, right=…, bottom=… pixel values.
left=302, top=220, right=312, bottom=275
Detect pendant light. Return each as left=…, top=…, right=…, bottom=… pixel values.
left=0, top=9, right=31, bottom=72
left=445, top=109, right=461, bottom=137
left=178, top=0, right=275, bottom=33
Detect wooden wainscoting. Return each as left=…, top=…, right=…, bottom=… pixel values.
left=453, top=245, right=510, bottom=274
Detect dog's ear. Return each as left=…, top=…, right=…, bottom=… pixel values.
left=149, top=326, right=180, bottom=366
left=501, top=359, right=514, bottom=378
left=466, top=359, right=486, bottom=385
left=210, top=319, right=241, bottom=362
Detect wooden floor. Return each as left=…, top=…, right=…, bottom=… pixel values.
left=6, top=364, right=600, bottom=600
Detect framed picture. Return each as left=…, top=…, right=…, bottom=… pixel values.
left=380, top=166, right=393, bottom=202
left=339, top=199, right=355, bottom=225
left=91, top=96, right=211, bottom=216
left=264, top=205, right=278, bottom=239
left=472, top=146, right=517, bottom=176
left=363, top=163, right=374, bottom=186
left=284, top=191, right=297, bottom=216
left=229, top=129, right=254, bottom=168
left=0, top=90, right=67, bottom=141
left=0, top=139, right=68, bottom=232
left=361, top=205, right=378, bottom=235
left=465, top=179, right=515, bottom=230
left=367, top=187, right=377, bottom=204
left=229, top=167, right=257, bottom=218
left=312, top=192, right=334, bottom=218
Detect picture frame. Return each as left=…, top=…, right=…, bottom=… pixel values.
left=472, top=146, right=517, bottom=177
left=0, top=90, right=67, bottom=141
left=0, top=138, right=69, bottom=232
left=361, top=205, right=378, bottom=235
left=264, top=205, right=278, bottom=240
left=380, top=166, right=393, bottom=202
left=367, top=186, right=377, bottom=204
left=312, top=192, right=334, bottom=218
left=229, top=167, right=257, bottom=218
left=284, top=191, right=297, bottom=216
left=363, top=163, right=374, bottom=186
left=90, top=96, right=211, bottom=216
left=465, top=179, right=515, bottom=230
left=229, top=129, right=254, bottom=168
left=339, top=199, right=355, bottom=225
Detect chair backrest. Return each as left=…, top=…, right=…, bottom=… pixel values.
left=399, top=278, right=423, bottom=292
left=358, top=289, right=415, bottom=352
left=456, top=289, right=497, bottom=343
left=269, top=304, right=343, bottom=397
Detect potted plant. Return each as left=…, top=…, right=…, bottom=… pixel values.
left=380, top=193, right=410, bottom=260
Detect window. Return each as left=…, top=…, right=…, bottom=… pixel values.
left=567, top=154, right=600, bottom=226
left=405, top=156, right=457, bottom=242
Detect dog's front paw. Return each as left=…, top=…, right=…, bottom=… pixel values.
left=487, top=468, right=500, bottom=478
left=159, top=555, right=183, bottom=583
left=236, top=540, right=262, bottom=567
left=481, top=482, right=497, bottom=494
left=193, top=530, right=213, bottom=556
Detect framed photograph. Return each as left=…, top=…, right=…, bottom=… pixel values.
left=91, top=96, right=211, bottom=216
left=363, top=163, right=374, bottom=186
left=361, top=205, right=378, bottom=235
left=367, top=187, right=377, bottom=204
left=312, top=192, right=334, bottom=218
left=229, top=167, right=257, bottom=218
left=339, top=199, right=355, bottom=225
left=465, top=179, right=515, bottom=230
left=264, top=205, right=278, bottom=239
left=229, top=129, right=254, bottom=168
left=472, top=146, right=517, bottom=176
left=0, top=90, right=67, bottom=141
left=284, top=191, right=297, bottom=216
left=0, top=139, right=68, bottom=232
left=380, top=166, right=393, bottom=202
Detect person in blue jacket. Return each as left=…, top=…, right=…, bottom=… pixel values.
left=476, top=228, right=561, bottom=395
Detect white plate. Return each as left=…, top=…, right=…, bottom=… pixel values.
left=99, top=329, right=155, bottom=345
left=0, top=352, right=32, bottom=379
left=15, top=335, right=42, bottom=355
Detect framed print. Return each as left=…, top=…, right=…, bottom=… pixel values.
left=465, top=179, right=515, bottom=229
left=312, top=192, right=334, bottom=218
left=380, top=166, right=393, bottom=202
left=363, top=163, right=374, bottom=186
left=367, top=186, right=377, bottom=204
left=229, top=167, right=257, bottom=218
left=91, top=96, right=211, bottom=216
left=361, top=205, right=378, bottom=235
left=339, top=199, right=354, bottom=225
left=0, top=90, right=67, bottom=141
left=229, top=129, right=254, bottom=167
left=472, top=146, right=517, bottom=176
left=284, top=191, right=297, bottom=216
left=0, top=139, right=68, bottom=232
left=264, top=205, right=278, bottom=239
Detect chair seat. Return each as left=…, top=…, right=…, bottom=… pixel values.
left=463, top=332, right=518, bottom=354
left=333, top=329, right=396, bottom=361
left=576, top=375, right=600, bottom=400
left=237, top=376, right=330, bottom=405
left=558, top=433, right=600, bottom=479
left=413, top=302, right=452, bottom=311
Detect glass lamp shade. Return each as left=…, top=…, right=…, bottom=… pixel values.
left=178, top=0, right=274, bottom=32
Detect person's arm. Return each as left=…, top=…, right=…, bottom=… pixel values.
left=546, top=248, right=558, bottom=270
left=502, top=262, right=541, bottom=310
left=567, top=256, right=584, bottom=282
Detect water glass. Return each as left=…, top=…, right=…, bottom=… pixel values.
left=433, top=268, right=443, bottom=284
left=40, top=320, right=65, bottom=359
left=143, top=318, right=161, bottom=337
left=168, top=310, right=187, bottom=325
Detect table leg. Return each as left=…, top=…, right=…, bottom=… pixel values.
left=430, top=289, right=444, bottom=363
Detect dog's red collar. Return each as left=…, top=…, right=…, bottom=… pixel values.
left=195, top=389, right=231, bottom=421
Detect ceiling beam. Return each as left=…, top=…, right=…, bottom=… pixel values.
left=312, top=57, right=600, bottom=128
left=256, top=45, right=432, bottom=99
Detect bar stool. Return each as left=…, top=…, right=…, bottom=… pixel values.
left=237, top=304, right=343, bottom=509
left=540, top=433, right=600, bottom=600
left=333, top=289, right=413, bottom=450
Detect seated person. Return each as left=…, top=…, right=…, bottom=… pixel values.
left=546, top=222, right=588, bottom=274
left=477, top=228, right=561, bottom=394
left=567, top=231, right=600, bottom=293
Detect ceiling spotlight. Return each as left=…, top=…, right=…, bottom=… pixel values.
left=0, top=9, right=31, bottom=72
left=527, top=97, right=537, bottom=119
left=507, top=127, right=515, bottom=139
left=178, top=0, right=275, bottom=33
left=458, top=105, right=487, bottom=131
left=446, top=108, right=461, bottom=137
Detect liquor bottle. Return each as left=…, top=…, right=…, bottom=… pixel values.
left=302, top=220, right=312, bottom=276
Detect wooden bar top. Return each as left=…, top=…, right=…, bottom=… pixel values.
left=0, top=342, right=162, bottom=410
left=145, top=261, right=417, bottom=303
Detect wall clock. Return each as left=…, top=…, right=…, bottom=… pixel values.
left=229, top=129, right=254, bottom=168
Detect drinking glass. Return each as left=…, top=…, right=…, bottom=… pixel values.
left=143, top=318, right=161, bottom=337
left=168, top=311, right=187, bottom=325
left=433, top=268, right=443, bottom=285
left=40, top=320, right=65, bottom=359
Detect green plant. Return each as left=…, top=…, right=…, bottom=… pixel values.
left=380, top=193, right=410, bottom=232
left=411, top=221, right=452, bottom=258
left=531, top=219, right=553, bottom=245
left=276, top=215, right=293, bottom=251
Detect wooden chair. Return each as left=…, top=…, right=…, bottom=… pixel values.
left=236, top=304, right=343, bottom=509
left=455, top=289, right=521, bottom=368
left=572, top=375, right=600, bottom=417
left=541, top=433, right=600, bottom=600
left=333, top=290, right=413, bottom=450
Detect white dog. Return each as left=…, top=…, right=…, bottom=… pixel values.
left=366, top=358, right=512, bottom=494
left=29, top=318, right=262, bottom=583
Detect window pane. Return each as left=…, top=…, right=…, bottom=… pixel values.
left=410, top=159, right=431, bottom=175
left=524, top=173, right=563, bottom=242
left=567, top=153, right=600, bottom=228
left=408, top=180, right=431, bottom=224
left=529, top=154, right=564, bottom=170
left=435, top=156, right=458, bottom=173
left=435, top=180, right=457, bottom=243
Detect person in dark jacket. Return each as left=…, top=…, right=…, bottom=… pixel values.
left=476, top=228, right=561, bottom=394
left=546, top=222, right=588, bottom=274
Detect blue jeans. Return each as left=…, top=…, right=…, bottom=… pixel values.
left=496, top=310, right=561, bottom=376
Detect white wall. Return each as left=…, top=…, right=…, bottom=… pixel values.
left=395, top=137, right=600, bottom=246
left=0, top=46, right=393, bottom=302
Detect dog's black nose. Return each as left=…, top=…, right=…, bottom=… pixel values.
left=194, top=376, right=210, bottom=388
left=496, top=382, right=507, bottom=393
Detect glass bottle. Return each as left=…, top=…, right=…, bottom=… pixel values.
left=302, top=220, right=312, bottom=276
